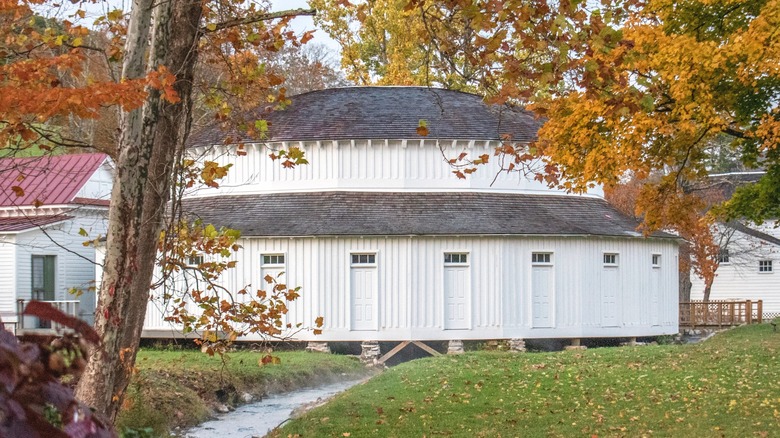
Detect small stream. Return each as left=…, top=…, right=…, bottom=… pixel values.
left=184, top=378, right=365, bottom=438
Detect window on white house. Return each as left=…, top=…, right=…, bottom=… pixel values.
left=351, top=253, right=376, bottom=265
left=759, top=260, right=773, bottom=273
left=187, top=255, right=204, bottom=266
left=718, top=248, right=730, bottom=264
left=652, top=254, right=661, bottom=267
left=531, top=252, right=552, bottom=264
left=444, top=253, right=468, bottom=264
left=603, top=253, right=619, bottom=266
left=262, top=254, right=285, bottom=266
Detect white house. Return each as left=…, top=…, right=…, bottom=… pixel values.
left=140, top=87, right=680, bottom=349
left=690, top=220, right=780, bottom=319
left=0, top=153, right=112, bottom=331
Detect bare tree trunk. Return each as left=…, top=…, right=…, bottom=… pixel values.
left=702, top=281, right=713, bottom=302
left=75, top=0, right=202, bottom=422
left=678, top=242, right=692, bottom=302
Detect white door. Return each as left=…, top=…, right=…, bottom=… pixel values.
left=444, top=266, right=470, bottom=329
left=351, top=267, right=377, bottom=330
left=650, top=267, right=660, bottom=326
left=601, top=268, right=619, bottom=327
left=531, top=265, right=554, bottom=328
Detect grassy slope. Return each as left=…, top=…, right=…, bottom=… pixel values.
left=116, top=350, right=366, bottom=436
left=276, top=325, right=780, bottom=437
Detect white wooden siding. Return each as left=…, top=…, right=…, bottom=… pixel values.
left=691, top=221, right=780, bottom=316
left=75, top=158, right=113, bottom=200
left=0, top=237, right=17, bottom=319
left=14, top=213, right=106, bottom=325
left=143, top=235, right=679, bottom=340
left=188, top=141, right=605, bottom=197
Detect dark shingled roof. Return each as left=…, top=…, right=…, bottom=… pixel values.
left=182, top=192, right=674, bottom=239
left=188, top=87, right=542, bottom=147
left=726, top=221, right=780, bottom=246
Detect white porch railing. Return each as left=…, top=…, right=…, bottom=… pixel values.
left=15, top=299, right=81, bottom=333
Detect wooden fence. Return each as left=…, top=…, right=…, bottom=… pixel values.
left=679, top=300, right=763, bottom=328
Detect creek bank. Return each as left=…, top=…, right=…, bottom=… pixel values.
left=116, top=350, right=369, bottom=437
left=184, top=377, right=369, bottom=438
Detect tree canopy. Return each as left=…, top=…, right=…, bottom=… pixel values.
left=316, top=0, right=780, bottom=227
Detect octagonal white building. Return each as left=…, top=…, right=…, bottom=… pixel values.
left=141, top=87, right=680, bottom=343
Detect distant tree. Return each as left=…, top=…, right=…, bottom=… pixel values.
left=267, top=43, right=350, bottom=95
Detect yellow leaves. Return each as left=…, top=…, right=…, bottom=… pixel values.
left=416, top=119, right=429, bottom=136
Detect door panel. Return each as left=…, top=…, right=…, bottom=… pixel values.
left=444, top=266, right=470, bottom=329
left=601, top=268, right=619, bottom=327
left=351, top=267, right=377, bottom=330
left=532, top=265, right=553, bottom=328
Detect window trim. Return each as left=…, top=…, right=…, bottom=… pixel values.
left=443, top=251, right=469, bottom=266
left=759, top=259, right=773, bottom=273
left=717, top=248, right=731, bottom=265
left=187, top=255, right=204, bottom=266
left=603, top=252, right=619, bottom=267
left=261, top=253, right=286, bottom=267
left=350, top=252, right=377, bottom=266
left=652, top=253, right=661, bottom=268
left=531, top=252, right=553, bottom=266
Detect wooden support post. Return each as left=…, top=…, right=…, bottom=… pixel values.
left=730, top=303, right=735, bottom=325
left=717, top=302, right=723, bottom=327
left=690, top=303, right=696, bottom=329
left=757, top=300, right=763, bottom=323
left=376, top=341, right=409, bottom=365
left=747, top=300, right=753, bottom=324
left=411, top=341, right=442, bottom=357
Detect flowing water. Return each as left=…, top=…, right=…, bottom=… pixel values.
left=184, top=378, right=365, bottom=438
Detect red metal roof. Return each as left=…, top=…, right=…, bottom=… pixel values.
left=0, top=153, right=107, bottom=207
left=0, top=215, right=72, bottom=233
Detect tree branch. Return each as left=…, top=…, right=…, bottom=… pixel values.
left=202, top=8, right=316, bottom=34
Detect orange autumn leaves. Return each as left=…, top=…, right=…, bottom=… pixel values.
left=0, top=0, right=181, bottom=150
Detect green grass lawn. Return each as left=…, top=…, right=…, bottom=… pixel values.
left=274, top=325, right=780, bottom=437
left=116, top=349, right=366, bottom=436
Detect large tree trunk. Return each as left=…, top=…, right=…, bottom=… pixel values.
left=75, top=0, right=202, bottom=421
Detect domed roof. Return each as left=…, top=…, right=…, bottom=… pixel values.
left=189, top=86, right=542, bottom=146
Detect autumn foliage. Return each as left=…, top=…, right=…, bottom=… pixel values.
left=317, top=0, right=780, bottom=230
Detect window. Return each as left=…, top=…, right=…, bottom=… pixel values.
left=444, top=253, right=468, bottom=264
left=652, top=254, right=661, bottom=267
left=187, top=255, right=203, bottom=266
left=531, top=252, right=552, bottom=264
left=603, top=253, right=618, bottom=266
left=759, top=260, right=773, bottom=273
left=717, top=248, right=730, bottom=264
left=262, top=254, right=285, bottom=266
left=351, top=253, right=376, bottom=265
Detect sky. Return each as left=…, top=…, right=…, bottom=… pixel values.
left=271, top=0, right=340, bottom=52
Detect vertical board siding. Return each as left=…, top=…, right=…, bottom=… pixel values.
left=190, top=141, right=596, bottom=196
left=143, top=235, right=679, bottom=340
left=0, top=238, right=16, bottom=314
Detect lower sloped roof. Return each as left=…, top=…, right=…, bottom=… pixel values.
left=0, top=215, right=71, bottom=233
left=182, top=192, right=674, bottom=239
